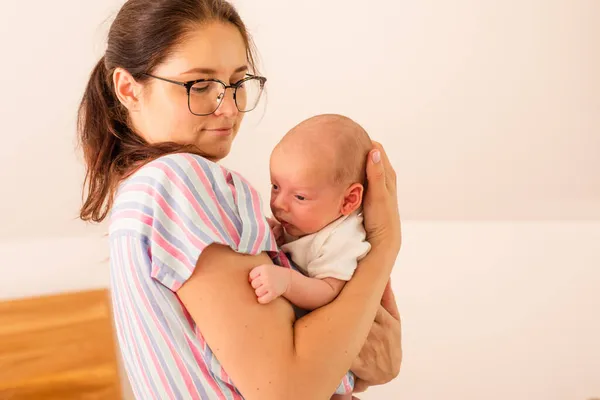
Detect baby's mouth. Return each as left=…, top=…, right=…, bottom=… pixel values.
left=278, top=219, right=295, bottom=232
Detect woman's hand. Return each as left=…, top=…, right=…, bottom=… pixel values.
left=351, top=280, right=402, bottom=393
left=363, top=142, right=401, bottom=257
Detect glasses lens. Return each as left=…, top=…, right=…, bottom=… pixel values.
left=235, top=77, right=264, bottom=112
left=189, top=81, right=225, bottom=115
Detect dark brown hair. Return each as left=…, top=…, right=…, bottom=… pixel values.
left=78, top=0, right=258, bottom=222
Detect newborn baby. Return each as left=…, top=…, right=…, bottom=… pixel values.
left=249, top=114, right=373, bottom=399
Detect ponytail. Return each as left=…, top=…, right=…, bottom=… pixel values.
left=78, top=57, right=122, bottom=222
left=78, top=57, right=202, bottom=223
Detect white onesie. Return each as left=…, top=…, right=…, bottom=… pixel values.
left=281, top=211, right=371, bottom=281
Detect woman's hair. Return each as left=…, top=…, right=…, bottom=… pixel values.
left=78, top=0, right=258, bottom=223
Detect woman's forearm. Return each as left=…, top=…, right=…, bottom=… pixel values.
left=179, top=246, right=396, bottom=400
left=290, top=247, right=395, bottom=397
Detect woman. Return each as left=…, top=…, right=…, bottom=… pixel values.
left=78, top=0, right=402, bottom=399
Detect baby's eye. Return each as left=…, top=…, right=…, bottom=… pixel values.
left=271, top=184, right=279, bottom=191
left=295, top=195, right=306, bottom=201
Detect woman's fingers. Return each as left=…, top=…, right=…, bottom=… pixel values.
left=371, top=141, right=396, bottom=194
left=365, top=146, right=387, bottom=200
left=380, top=279, right=400, bottom=321
left=353, top=378, right=370, bottom=393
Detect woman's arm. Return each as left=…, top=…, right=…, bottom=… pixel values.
left=351, top=281, right=402, bottom=392
left=177, top=144, right=400, bottom=399
left=178, top=245, right=394, bottom=399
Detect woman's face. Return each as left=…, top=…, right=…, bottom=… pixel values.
left=131, top=22, right=249, bottom=161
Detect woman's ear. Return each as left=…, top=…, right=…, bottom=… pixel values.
left=113, top=67, right=143, bottom=111
left=340, top=183, right=364, bottom=216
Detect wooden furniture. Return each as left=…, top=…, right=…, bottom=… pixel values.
left=0, top=289, right=122, bottom=399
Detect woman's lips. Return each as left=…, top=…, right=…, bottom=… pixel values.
left=204, top=127, right=233, bottom=136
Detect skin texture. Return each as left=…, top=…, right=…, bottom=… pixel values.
left=250, top=115, right=372, bottom=311
left=178, top=143, right=400, bottom=399
left=113, top=22, right=249, bottom=161
left=113, top=20, right=402, bottom=399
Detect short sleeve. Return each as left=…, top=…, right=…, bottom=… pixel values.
left=306, top=213, right=371, bottom=281
left=109, top=153, right=277, bottom=291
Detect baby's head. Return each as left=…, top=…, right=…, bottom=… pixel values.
left=270, top=114, right=372, bottom=238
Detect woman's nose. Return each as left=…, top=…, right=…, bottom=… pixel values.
left=214, top=89, right=238, bottom=117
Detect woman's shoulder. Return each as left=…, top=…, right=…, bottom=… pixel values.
left=109, top=152, right=257, bottom=234
left=117, top=152, right=234, bottom=194
left=129, top=152, right=219, bottom=181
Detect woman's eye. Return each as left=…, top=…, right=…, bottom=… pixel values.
left=191, top=85, right=209, bottom=94
left=232, top=76, right=245, bottom=86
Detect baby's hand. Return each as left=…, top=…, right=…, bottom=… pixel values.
left=267, top=217, right=285, bottom=247
left=249, top=264, right=291, bottom=304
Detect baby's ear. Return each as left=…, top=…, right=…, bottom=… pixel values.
left=341, top=183, right=364, bottom=216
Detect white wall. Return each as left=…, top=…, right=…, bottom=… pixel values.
left=227, top=0, right=600, bottom=221
left=0, top=0, right=598, bottom=399
left=0, top=0, right=598, bottom=241
left=363, top=221, right=600, bottom=400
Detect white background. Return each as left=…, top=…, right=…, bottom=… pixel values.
left=0, top=1, right=598, bottom=399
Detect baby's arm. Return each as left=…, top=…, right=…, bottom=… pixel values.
left=249, top=264, right=345, bottom=310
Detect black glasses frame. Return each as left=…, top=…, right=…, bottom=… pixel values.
left=143, top=73, right=267, bottom=116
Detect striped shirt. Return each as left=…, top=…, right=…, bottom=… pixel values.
left=109, top=153, right=353, bottom=399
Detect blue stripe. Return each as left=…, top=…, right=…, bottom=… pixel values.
left=109, top=246, right=146, bottom=399
left=160, top=157, right=233, bottom=243
left=152, top=257, right=189, bottom=285
left=128, top=237, right=185, bottom=399
left=113, top=236, right=163, bottom=398
left=203, top=343, right=237, bottom=399
left=133, top=242, right=211, bottom=399
left=116, top=179, right=221, bottom=269
left=192, top=156, right=243, bottom=234
left=239, top=175, right=258, bottom=253
left=124, top=176, right=228, bottom=248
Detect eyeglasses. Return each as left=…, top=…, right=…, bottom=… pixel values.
left=143, top=73, right=267, bottom=116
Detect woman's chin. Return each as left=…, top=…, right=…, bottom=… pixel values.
left=200, top=141, right=233, bottom=162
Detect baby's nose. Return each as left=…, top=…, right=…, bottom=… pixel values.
left=271, top=195, right=288, bottom=212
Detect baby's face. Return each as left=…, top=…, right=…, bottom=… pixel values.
left=269, top=146, right=346, bottom=238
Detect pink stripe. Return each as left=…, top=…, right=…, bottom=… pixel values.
left=277, top=250, right=293, bottom=269
left=184, top=156, right=240, bottom=243
left=232, top=172, right=272, bottom=254
left=218, top=167, right=242, bottom=244
left=249, top=186, right=267, bottom=254
left=184, top=334, right=229, bottom=400
left=124, top=182, right=209, bottom=251
left=343, top=375, right=352, bottom=393
left=124, top=238, right=177, bottom=400
left=196, top=327, right=207, bottom=351
left=153, top=229, right=195, bottom=274
left=220, top=367, right=244, bottom=399
left=177, top=296, right=196, bottom=329
left=119, top=184, right=204, bottom=275
left=167, top=156, right=228, bottom=240
left=114, top=240, right=155, bottom=398
left=111, top=209, right=153, bottom=227
left=126, top=240, right=201, bottom=398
